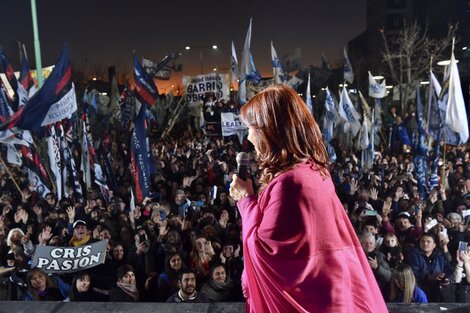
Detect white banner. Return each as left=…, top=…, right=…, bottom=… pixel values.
left=183, top=73, right=230, bottom=104
left=31, top=240, right=108, bottom=273
left=41, top=83, right=77, bottom=126
left=221, top=112, right=247, bottom=137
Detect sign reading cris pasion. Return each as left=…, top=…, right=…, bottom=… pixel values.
left=31, top=240, right=108, bottom=273
left=183, top=73, right=230, bottom=103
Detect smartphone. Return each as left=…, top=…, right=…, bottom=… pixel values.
left=458, top=241, right=468, bottom=252
left=139, top=234, right=146, bottom=243
left=439, top=228, right=448, bottom=238
left=159, top=210, right=167, bottom=221
left=364, top=210, right=378, bottom=217
left=425, top=219, right=438, bottom=231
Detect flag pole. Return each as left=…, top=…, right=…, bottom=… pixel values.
left=30, top=0, right=44, bottom=88
left=0, top=156, right=23, bottom=196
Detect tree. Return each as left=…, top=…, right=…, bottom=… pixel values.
left=380, top=21, right=457, bottom=112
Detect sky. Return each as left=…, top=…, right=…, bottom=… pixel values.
left=0, top=0, right=366, bottom=91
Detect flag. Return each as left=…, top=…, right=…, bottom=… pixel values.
left=437, top=68, right=461, bottom=145
left=0, top=79, right=14, bottom=122
left=286, top=76, right=303, bottom=89
left=109, top=75, right=120, bottom=124
left=81, top=116, right=92, bottom=189
left=18, top=44, right=36, bottom=100
left=131, top=103, right=151, bottom=203
left=142, top=52, right=180, bottom=80
left=239, top=18, right=261, bottom=104
left=4, top=144, right=21, bottom=166
left=61, top=122, right=83, bottom=203
left=119, top=85, right=134, bottom=131
left=413, top=87, right=428, bottom=200
left=230, top=41, right=239, bottom=85
left=343, top=47, right=354, bottom=84
left=0, top=49, right=20, bottom=111
left=0, top=46, right=77, bottom=131
left=20, top=145, right=52, bottom=197
left=97, top=142, right=118, bottom=194
left=47, top=125, right=62, bottom=199
left=324, top=87, right=339, bottom=122
left=321, top=53, right=331, bottom=71
left=368, top=71, right=386, bottom=98
left=358, top=91, right=372, bottom=130
left=427, top=70, right=442, bottom=140
left=306, top=73, right=312, bottom=113
left=134, top=52, right=158, bottom=106
left=338, top=87, right=361, bottom=137
left=271, top=41, right=286, bottom=84
left=445, top=50, right=468, bottom=144
left=281, top=48, right=302, bottom=73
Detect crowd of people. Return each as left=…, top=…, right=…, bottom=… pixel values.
left=0, top=88, right=469, bottom=305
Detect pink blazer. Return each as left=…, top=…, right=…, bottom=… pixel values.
left=237, top=163, right=388, bottom=313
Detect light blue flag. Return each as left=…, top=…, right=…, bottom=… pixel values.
left=343, top=47, right=354, bottom=84
left=271, top=41, right=286, bottom=84
left=306, top=73, right=312, bottom=113
left=239, top=18, right=261, bottom=104
left=338, top=87, right=361, bottom=137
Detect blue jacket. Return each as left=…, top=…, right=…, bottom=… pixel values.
left=407, top=248, right=454, bottom=283
left=396, top=287, right=428, bottom=303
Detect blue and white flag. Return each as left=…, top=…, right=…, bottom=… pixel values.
left=413, top=88, right=429, bottom=200
left=239, top=18, right=261, bottom=104
left=131, top=103, right=151, bottom=203
left=0, top=49, right=20, bottom=111
left=134, top=53, right=158, bottom=107
left=427, top=70, right=442, bottom=140
left=18, top=44, right=36, bottom=101
left=324, top=87, right=339, bottom=122
left=368, top=71, right=386, bottom=98
left=0, top=79, right=14, bottom=122
left=271, top=41, right=286, bottom=84
left=437, top=69, right=461, bottom=145
left=343, top=47, right=354, bottom=84
left=306, top=73, right=312, bottom=113
left=445, top=50, right=468, bottom=144
left=230, top=41, right=239, bottom=85
left=358, top=91, right=372, bottom=130
left=0, top=46, right=77, bottom=131
left=338, top=87, right=361, bottom=137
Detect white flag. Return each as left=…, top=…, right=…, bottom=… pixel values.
left=338, top=87, right=361, bottom=137
left=343, top=47, right=354, bottom=84
left=271, top=41, right=286, bottom=84
left=445, top=51, right=468, bottom=144
left=230, top=41, right=239, bottom=85
left=47, top=126, right=62, bottom=200
left=368, top=71, right=386, bottom=98
left=5, top=144, right=21, bottom=166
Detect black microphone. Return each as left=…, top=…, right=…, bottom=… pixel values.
left=236, top=152, right=250, bottom=181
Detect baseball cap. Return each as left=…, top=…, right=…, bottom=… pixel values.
left=397, top=211, right=411, bottom=220
left=73, top=220, right=87, bottom=229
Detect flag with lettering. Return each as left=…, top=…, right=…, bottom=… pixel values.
left=0, top=46, right=77, bottom=131
left=368, top=71, right=386, bottom=98
left=130, top=102, right=151, bottom=203
left=338, top=87, right=361, bottom=137
left=134, top=53, right=158, bottom=107
left=47, top=125, right=62, bottom=199
left=21, top=145, right=52, bottom=197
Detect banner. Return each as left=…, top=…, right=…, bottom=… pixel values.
left=221, top=112, right=247, bottom=137
left=183, top=73, right=230, bottom=104
left=31, top=240, right=108, bottom=273
left=368, top=71, right=386, bottom=98
left=131, top=103, right=151, bottom=203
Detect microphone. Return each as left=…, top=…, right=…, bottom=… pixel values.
left=236, top=152, right=250, bottom=181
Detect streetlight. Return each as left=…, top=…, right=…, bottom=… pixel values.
left=185, top=44, right=218, bottom=74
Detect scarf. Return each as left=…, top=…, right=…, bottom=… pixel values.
left=69, top=234, right=91, bottom=247
left=202, top=278, right=234, bottom=302
left=117, top=282, right=139, bottom=301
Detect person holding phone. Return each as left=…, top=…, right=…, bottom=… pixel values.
left=453, top=242, right=470, bottom=302
left=407, top=232, right=455, bottom=302
left=361, top=232, right=392, bottom=295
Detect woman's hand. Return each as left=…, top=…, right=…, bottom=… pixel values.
left=229, top=174, right=254, bottom=201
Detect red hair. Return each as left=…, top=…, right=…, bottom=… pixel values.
left=240, top=85, right=329, bottom=190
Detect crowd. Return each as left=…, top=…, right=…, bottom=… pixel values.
left=0, top=90, right=469, bottom=305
